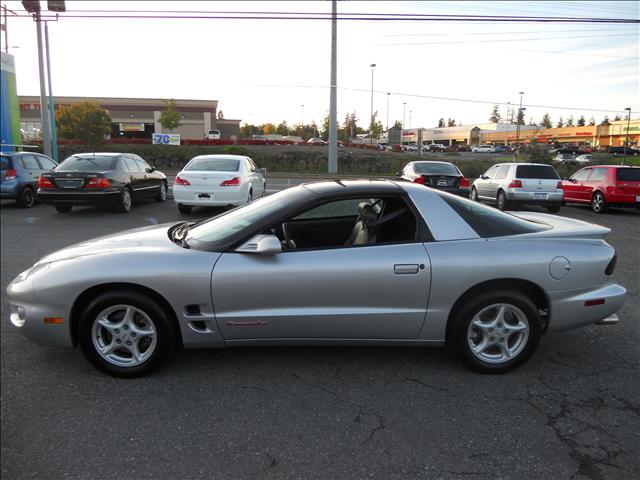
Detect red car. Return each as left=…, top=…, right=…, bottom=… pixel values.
left=561, top=165, right=640, bottom=213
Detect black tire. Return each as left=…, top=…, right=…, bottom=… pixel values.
left=497, top=190, right=510, bottom=211
left=155, top=181, right=167, bottom=202
left=116, top=187, right=133, bottom=213
left=452, top=290, right=542, bottom=374
left=546, top=204, right=561, bottom=213
left=178, top=204, right=192, bottom=214
left=16, top=187, right=35, bottom=208
left=591, top=192, right=608, bottom=214
left=54, top=205, right=73, bottom=213
left=262, top=182, right=267, bottom=197
left=79, top=290, right=177, bottom=378
left=470, top=187, right=479, bottom=201
left=247, top=189, right=253, bottom=204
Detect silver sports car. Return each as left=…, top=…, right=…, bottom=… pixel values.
left=7, top=180, right=626, bottom=377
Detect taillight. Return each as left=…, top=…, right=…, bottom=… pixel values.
left=220, top=177, right=241, bottom=187
left=459, top=176, right=470, bottom=187
left=4, top=168, right=17, bottom=180
left=508, top=179, right=522, bottom=188
left=85, top=178, right=110, bottom=189
left=413, top=176, right=425, bottom=185
left=38, top=176, right=55, bottom=188
left=556, top=181, right=563, bottom=189
left=174, top=175, right=191, bottom=186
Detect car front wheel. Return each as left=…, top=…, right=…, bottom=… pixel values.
left=452, top=290, right=542, bottom=373
left=79, top=291, right=176, bottom=378
left=155, top=181, right=167, bottom=202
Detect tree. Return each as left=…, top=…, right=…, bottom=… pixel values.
left=489, top=104, right=501, bottom=123
left=262, top=123, right=276, bottom=134
left=158, top=99, right=181, bottom=133
left=516, top=109, right=525, bottom=125
left=217, top=110, right=224, bottom=120
left=577, top=115, right=586, bottom=126
left=393, top=120, right=402, bottom=129
left=437, top=118, right=445, bottom=128
left=368, top=111, right=384, bottom=139
left=588, top=116, right=596, bottom=126
left=528, top=118, right=537, bottom=126
left=566, top=116, right=575, bottom=127
left=321, top=114, right=330, bottom=140
left=540, top=114, right=552, bottom=129
left=613, top=114, right=622, bottom=121
left=343, top=112, right=362, bottom=140
left=447, top=118, right=456, bottom=127
left=600, top=116, right=611, bottom=126
left=275, top=120, right=290, bottom=136
left=556, top=116, right=564, bottom=128
left=55, top=101, right=111, bottom=149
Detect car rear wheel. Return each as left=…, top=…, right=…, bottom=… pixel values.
left=497, top=191, right=509, bottom=211
left=247, top=189, right=253, bottom=204
left=178, top=204, right=192, bottom=214
left=546, top=204, right=561, bottom=213
left=591, top=192, right=607, bottom=213
left=155, top=181, right=167, bottom=202
left=470, top=187, right=479, bottom=201
left=79, top=291, right=176, bottom=378
left=452, top=290, right=542, bottom=373
left=16, top=187, right=35, bottom=208
left=116, top=187, right=133, bottom=213
left=54, top=205, right=72, bottom=213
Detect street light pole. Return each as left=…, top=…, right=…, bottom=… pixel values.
left=44, top=21, right=58, bottom=162
left=623, top=107, right=631, bottom=166
left=514, top=91, right=524, bottom=160
left=369, top=63, right=376, bottom=145
left=301, top=104, right=304, bottom=137
left=402, top=102, right=407, bottom=149
left=505, top=102, right=511, bottom=146
left=386, top=92, right=390, bottom=133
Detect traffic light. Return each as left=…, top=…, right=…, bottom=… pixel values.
left=22, top=1, right=41, bottom=13
left=47, top=1, right=66, bottom=12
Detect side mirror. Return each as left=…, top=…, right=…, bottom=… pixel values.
left=258, top=167, right=267, bottom=174
left=396, top=171, right=402, bottom=177
left=236, top=234, right=281, bottom=254
left=570, top=178, right=577, bottom=183
left=145, top=166, right=155, bottom=173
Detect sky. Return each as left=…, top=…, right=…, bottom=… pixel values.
left=3, top=0, right=639, bottom=130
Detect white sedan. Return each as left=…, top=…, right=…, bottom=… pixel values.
left=173, top=155, right=266, bottom=213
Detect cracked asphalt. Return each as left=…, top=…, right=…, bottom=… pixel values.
left=1, top=186, right=638, bottom=480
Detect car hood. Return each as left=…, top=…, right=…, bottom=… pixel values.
left=510, top=211, right=611, bottom=239
left=36, top=223, right=179, bottom=266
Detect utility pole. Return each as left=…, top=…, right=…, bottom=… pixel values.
left=514, top=91, right=524, bottom=161
left=505, top=102, right=511, bottom=146
left=386, top=92, right=390, bottom=133
left=44, top=20, right=58, bottom=161
left=328, top=0, right=337, bottom=173
left=622, top=107, right=631, bottom=166
left=369, top=63, right=376, bottom=145
left=402, top=102, right=407, bottom=149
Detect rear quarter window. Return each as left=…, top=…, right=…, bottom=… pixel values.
left=616, top=168, right=640, bottom=181
left=0, top=157, right=11, bottom=169
left=436, top=192, right=549, bottom=238
left=516, top=165, right=559, bottom=179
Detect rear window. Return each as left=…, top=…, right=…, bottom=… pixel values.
left=185, top=158, right=240, bottom=172
left=516, top=165, right=559, bottom=180
left=0, top=157, right=11, bottom=169
left=436, top=192, right=549, bottom=238
left=616, top=168, right=640, bottom=181
left=414, top=163, right=459, bottom=175
left=57, top=155, right=117, bottom=171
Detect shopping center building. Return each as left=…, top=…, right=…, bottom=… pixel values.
left=18, top=96, right=242, bottom=141
left=400, top=119, right=639, bottom=148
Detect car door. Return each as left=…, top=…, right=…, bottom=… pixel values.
left=582, top=167, right=607, bottom=201
left=563, top=168, right=591, bottom=202
left=121, top=155, right=143, bottom=196
left=489, top=164, right=510, bottom=199
left=476, top=165, right=498, bottom=200
left=211, top=196, right=431, bottom=341
left=133, top=156, right=158, bottom=197
left=245, top=158, right=261, bottom=196
left=18, top=154, right=42, bottom=189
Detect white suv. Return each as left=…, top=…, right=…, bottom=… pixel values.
left=472, top=145, right=496, bottom=153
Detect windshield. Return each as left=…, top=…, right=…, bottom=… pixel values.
left=57, top=155, right=117, bottom=171
left=414, top=163, right=459, bottom=175
left=436, top=191, right=549, bottom=238
left=516, top=165, right=559, bottom=179
left=184, top=158, right=240, bottom=172
left=186, top=186, right=312, bottom=250
left=616, top=168, right=640, bottom=181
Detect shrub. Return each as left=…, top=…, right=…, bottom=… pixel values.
left=222, top=145, right=248, bottom=155
left=523, top=142, right=553, bottom=164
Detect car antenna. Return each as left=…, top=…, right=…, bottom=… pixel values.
left=334, top=179, right=345, bottom=187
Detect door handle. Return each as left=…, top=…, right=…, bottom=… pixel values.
left=394, top=264, right=420, bottom=275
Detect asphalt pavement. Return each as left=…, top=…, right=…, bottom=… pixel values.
left=1, top=181, right=638, bottom=480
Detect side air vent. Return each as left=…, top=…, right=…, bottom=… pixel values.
left=185, top=304, right=202, bottom=316
left=188, top=320, right=209, bottom=332
left=605, top=253, right=617, bottom=276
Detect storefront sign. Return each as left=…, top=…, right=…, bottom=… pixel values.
left=152, top=133, right=180, bottom=145
left=119, top=122, right=145, bottom=132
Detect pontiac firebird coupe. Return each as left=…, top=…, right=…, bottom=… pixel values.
left=7, top=180, right=626, bottom=377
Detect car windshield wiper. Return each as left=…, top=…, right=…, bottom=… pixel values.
left=172, top=222, right=191, bottom=248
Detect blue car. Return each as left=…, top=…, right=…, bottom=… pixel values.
left=494, top=146, right=513, bottom=153
left=1, top=152, right=58, bottom=208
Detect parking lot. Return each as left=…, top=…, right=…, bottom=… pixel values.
left=1, top=180, right=638, bottom=479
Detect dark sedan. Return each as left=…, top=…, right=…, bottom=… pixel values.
left=38, top=153, right=167, bottom=213
left=398, top=160, right=471, bottom=197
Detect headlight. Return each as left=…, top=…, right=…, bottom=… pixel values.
left=9, top=305, right=26, bottom=327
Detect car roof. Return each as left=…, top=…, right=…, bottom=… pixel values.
left=190, top=154, right=247, bottom=160
left=411, top=161, right=455, bottom=165
left=300, top=179, right=403, bottom=197
left=69, top=152, right=123, bottom=157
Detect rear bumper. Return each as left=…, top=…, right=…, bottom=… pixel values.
left=38, top=190, right=120, bottom=206
left=604, top=192, right=640, bottom=207
left=507, top=190, right=563, bottom=204
left=1, top=180, right=20, bottom=199
left=173, top=186, right=246, bottom=206
left=547, top=283, right=627, bottom=333
left=434, top=186, right=470, bottom=197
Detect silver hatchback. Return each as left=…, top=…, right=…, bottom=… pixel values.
left=471, top=163, right=563, bottom=212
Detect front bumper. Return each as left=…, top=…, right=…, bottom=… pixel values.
left=547, top=283, right=627, bottom=333
left=38, top=190, right=121, bottom=206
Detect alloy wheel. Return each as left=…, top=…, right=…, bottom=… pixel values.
left=592, top=193, right=605, bottom=213
left=466, top=303, right=530, bottom=364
